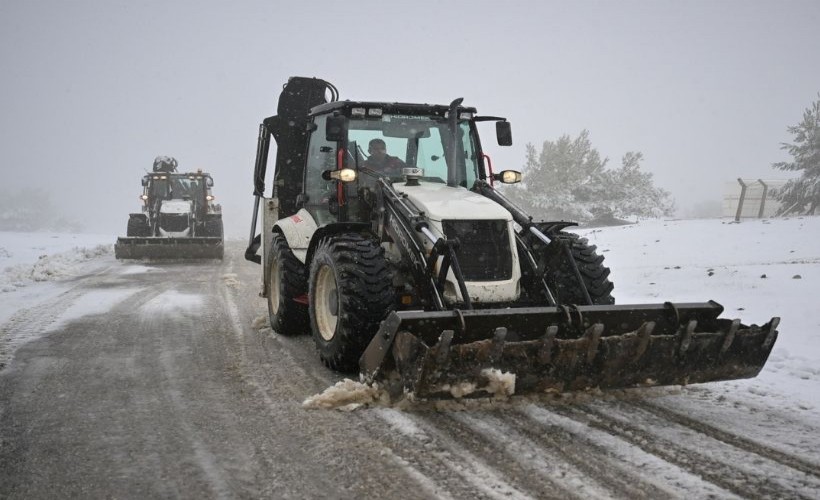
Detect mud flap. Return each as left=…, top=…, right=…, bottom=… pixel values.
left=360, top=302, right=780, bottom=399
left=114, top=236, right=224, bottom=260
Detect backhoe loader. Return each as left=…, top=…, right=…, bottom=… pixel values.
left=245, top=77, right=779, bottom=399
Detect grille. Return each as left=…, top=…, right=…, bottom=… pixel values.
left=159, top=213, right=190, bottom=232
left=442, top=220, right=512, bottom=281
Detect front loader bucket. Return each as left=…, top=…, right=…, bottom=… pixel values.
left=114, top=237, right=224, bottom=260
left=360, top=302, right=779, bottom=399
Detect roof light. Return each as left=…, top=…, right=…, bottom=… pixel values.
left=368, top=108, right=383, bottom=117
left=459, top=112, right=473, bottom=119
left=351, top=107, right=366, bottom=117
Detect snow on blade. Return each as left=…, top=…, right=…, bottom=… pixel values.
left=440, top=369, right=516, bottom=399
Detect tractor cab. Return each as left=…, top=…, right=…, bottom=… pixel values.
left=302, top=101, right=514, bottom=226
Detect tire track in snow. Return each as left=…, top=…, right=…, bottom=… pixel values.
left=519, top=404, right=741, bottom=499
left=449, top=410, right=645, bottom=499
left=653, top=389, right=820, bottom=466
left=634, top=399, right=820, bottom=479
left=0, top=274, right=149, bottom=370
left=372, top=408, right=537, bottom=500
left=215, top=254, right=324, bottom=403
left=576, top=400, right=820, bottom=499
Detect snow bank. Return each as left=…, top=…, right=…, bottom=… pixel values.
left=1, top=231, right=113, bottom=292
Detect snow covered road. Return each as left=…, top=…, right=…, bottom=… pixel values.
left=1, top=218, right=820, bottom=498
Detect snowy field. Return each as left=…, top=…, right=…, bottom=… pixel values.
left=2, top=217, right=820, bottom=417
left=577, top=216, right=820, bottom=418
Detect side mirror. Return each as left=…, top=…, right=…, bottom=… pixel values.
left=326, top=114, right=348, bottom=142
left=496, top=121, right=512, bottom=146
left=141, top=177, right=149, bottom=187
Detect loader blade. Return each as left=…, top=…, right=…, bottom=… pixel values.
left=360, top=302, right=779, bottom=399
left=114, top=237, right=224, bottom=260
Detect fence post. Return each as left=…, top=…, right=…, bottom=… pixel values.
left=757, top=179, right=769, bottom=218
left=735, top=178, right=747, bottom=222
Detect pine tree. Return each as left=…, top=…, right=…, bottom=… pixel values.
left=773, top=94, right=820, bottom=215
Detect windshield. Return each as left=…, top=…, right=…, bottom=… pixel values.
left=148, top=176, right=207, bottom=200
left=347, top=113, right=479, bottom=187
left=169, top=177, right=204, bottom=199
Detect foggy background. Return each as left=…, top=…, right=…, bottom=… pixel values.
left=1, top=0, right=818, bottom=238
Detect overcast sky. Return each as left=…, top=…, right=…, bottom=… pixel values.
left=1, top=0, right=819, bottom=236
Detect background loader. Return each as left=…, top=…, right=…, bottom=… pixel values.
left=115, top=156, right=224, bottom=260
left=245, top=77, right=779, bottom=399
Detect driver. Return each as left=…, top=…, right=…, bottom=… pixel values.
left=363, top=138, right=406, bottom=177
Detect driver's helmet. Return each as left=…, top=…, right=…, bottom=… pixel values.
left=153, top=156, right=178, bottom=173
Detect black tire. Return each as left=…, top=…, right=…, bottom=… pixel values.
left=548, top=231, right=615, bottom=305
left=267, top=234, right=309, bottom=335
left=126, top=216, right=150, bottom=237
left=308, top=233, right=395, bottom=372
left=204, top=218, right=223, bottom=238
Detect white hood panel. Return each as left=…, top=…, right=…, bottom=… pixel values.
left=160, top=200, right=192, bottom=214
left=395, top=183, right=512, bottom=222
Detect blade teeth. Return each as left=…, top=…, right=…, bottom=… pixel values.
left=489, top=327, right=507, bottom=364
left=763, top=317, right=780, bottom=349
left=435, top=330, right=454, bottom=367
left=679, top=320, right=698, bottom=355
left=538, top=325, right=559, bottom=364
left=720, top=319, right=741, bottom=354
left=585, top=323, right=604, bottom=363
left=632, top=321, right=656, bottom=362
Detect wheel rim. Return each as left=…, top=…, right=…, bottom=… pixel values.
left=269, top=258, right=280, bottom=315
left=315, top=264, right=338, bottom=341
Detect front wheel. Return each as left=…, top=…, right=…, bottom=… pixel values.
left=308, top=233, right=394, bottom=372
left=267, top=234, right=309, bottom=335
left=549, top=231, right=615, bottom=305
left=126, top=216, right=150, bottom=237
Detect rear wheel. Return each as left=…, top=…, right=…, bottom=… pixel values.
left=309, top=233, right=394, bottom=372
left=267, top=234, right=309, bottom=335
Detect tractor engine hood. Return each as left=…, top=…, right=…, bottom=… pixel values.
left=393, top=182, right=513, bottom=222
left=160, top=200, right=192, bottom=214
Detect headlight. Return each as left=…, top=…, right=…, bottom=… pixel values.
left=206, top=195, right=214, bottom=201
left=323, top=168, right=357, bottom=182
left=140, top=194, right=149, bottom=200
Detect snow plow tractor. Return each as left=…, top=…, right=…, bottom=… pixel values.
left=245, top=76, right=780, bottom=399
left=115, top=157, right=224, bottom=260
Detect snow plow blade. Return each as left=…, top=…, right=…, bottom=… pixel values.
left=360, top=301, right=779, bottom=399
left=114, top=237, right=224, bottom=260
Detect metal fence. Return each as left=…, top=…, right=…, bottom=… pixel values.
left=721, top=178, right=788, bottom=221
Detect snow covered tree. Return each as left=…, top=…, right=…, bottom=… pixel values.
left=605, top=152, right=675, bottom=219
left=502, top=131, right=674, bottom=223
left=772, top=94, right=820, bottom=215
